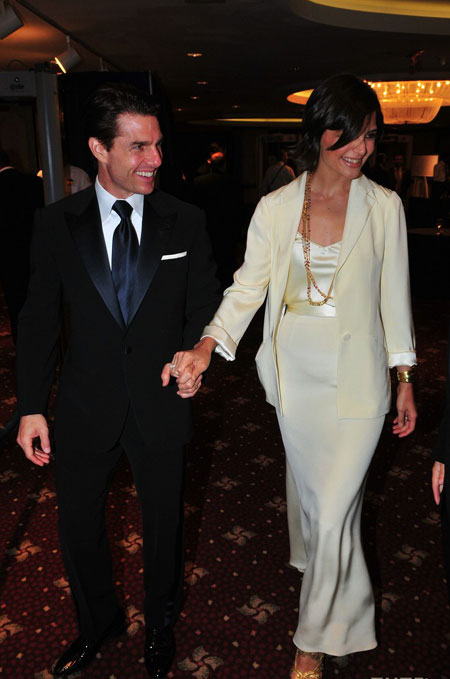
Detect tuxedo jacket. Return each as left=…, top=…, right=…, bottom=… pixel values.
left=17, top=186, right=220, bottom=450
left=204, top=172, right=415, bottom=418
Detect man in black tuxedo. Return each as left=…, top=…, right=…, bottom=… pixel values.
left=433, top=323, right=450, bottom=606
left=16, top=83, right=219, bottom=678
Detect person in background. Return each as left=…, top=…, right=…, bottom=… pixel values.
left=363, top=151, right=394, bottom=190
left=389, top=152, right=410, bottom=202
left=64, top=163, right=92, bottom=195
left=164, top=73, right=417, bottom=679
left=431, top=154, right=448, bottom=221
left=0, top=147, right=44, bottom=343
left=191, top=144, right=241, bottom=288
left=260, top=145, right=296, bottom=196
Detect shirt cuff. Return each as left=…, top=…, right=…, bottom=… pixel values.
left=200, top=334, right=235, bottom=361
left=388, top=351, right=417, bottom=369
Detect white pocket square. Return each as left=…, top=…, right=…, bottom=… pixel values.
left=161, top=251, right=187, bottom=260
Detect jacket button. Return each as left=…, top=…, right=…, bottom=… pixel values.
left=124, top=346, right=132, bottom=355
left=343, top=333, right=351, bottom=341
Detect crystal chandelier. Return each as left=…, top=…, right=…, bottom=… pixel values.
left=287, top=80, right=450, bottom=124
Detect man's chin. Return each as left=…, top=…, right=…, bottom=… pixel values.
left=134, top=179, right=155, bottom=195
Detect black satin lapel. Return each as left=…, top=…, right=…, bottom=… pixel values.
left=67, top=199, right=125, bottom=330
left=127, top=200, right=175, bottom=325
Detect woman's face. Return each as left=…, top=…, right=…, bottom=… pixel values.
left=318, top=111, right=377, bottom=180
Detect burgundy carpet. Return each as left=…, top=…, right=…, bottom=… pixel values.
left=1, top=298, right=449, bottom=679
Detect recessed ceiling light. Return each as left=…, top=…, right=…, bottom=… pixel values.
left=196, top=80, right=208, bottom=85
left=187, top=52, right=203, bottom=58
left=232, top=104, right=240, bottom=109
left=190, top=95, right=200, bottom=100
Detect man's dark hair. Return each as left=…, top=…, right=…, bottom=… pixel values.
left=84, top=82, right=160, bottom=150
left=0, top=147, right=10, bottom=167
left=297, top=73, right=384, bottom=173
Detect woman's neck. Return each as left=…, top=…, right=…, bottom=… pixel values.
left=310, top=164, right=356, bottom=199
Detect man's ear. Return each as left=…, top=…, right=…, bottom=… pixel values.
left=88, top=137, right=108, bottom=164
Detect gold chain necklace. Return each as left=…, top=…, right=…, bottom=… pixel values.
left=300, top=172, right=337, bottom=306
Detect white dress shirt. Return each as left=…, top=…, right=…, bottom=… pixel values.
left=95, top=177, right=144, bottom=268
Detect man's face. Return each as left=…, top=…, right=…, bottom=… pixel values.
left=90, top=113, right=163, bottom=198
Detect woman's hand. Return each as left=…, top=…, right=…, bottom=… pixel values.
left=392, top=382, right=417, bottom=437
left=432, top=461, right=445, bottom=505
left=161, top=337, right=217, bottom=398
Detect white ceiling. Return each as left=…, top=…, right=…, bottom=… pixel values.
left=1, top=0, right=450, bottom=122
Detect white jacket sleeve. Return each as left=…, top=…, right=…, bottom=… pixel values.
left=379, top=191, right=416, bottom=366
left=202, top=196, right=273, bottom=360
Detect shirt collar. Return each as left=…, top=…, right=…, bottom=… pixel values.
left=95, top=176, right=144, bottom=222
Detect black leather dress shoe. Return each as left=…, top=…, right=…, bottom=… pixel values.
left=144, top=626, right=175, bottom=679
left=53, top=613, right=126, bottom=677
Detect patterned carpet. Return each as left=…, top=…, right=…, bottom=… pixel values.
left=1, top=296, right=449, bottom=679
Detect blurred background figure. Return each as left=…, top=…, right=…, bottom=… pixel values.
left=363, top=151, right=394, bottom=190
left=191, top=142, right=241, bottom=288
left=260, top=145, right=296, bottom=196
left=64, top=163, right=92, bottom=195
left=431, top=153, right=449, bottom=222
left=0, top=147, right=44, bottom=344
left=389, top=152, right=411, bottom=201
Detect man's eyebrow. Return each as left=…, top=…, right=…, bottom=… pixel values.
left=128, top=137, right=164, bottom=147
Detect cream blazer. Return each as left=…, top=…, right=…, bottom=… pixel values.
left=203, top=172, right=416, bottom=418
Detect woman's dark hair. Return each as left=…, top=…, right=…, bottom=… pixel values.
left=296, top=73, right=384, bottom=173
left=84, top=82, right=160, bottom=150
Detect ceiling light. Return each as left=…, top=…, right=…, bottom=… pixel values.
left=0, top=0, right=23, bottom=39
left=190, top=95, right=199, bottom=100
left=187, top=52, right=203, bottom=58
left=287, top=80, right=450, bottom=124
left=196, top=80, right=208, bottom=85
left=55, top=36, right=81, bottom=74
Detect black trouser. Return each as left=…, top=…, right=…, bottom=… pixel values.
left=55, top=407, right=186, bottom=641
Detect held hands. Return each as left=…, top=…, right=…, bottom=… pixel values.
left=432, top=461, right=445, bottom=505
left=161, top=337, right=217, bottom=399
left=17, top=414, right=51, bottom=466
left=392, top=382, right=417, bottom=438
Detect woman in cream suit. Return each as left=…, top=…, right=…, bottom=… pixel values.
left=164, top=74, right=417, bottom=678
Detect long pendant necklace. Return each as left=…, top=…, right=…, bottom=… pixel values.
left=300, top=172, right=337, bottom=306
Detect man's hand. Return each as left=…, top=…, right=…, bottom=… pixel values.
left=17, top=414, right=51, bottom=466
left=161, top=337, right=217, bottom=398
left=432, top=461, right=445, bottom=505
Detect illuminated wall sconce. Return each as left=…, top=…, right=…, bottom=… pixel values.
left=55, top=35, right=82, bottom=73
left=0, top=0, right=23, bottom=39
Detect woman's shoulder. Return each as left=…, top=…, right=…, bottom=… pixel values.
left=362, top=174, right=400, bottom=203
left=262, top=173, right=305, bottom=206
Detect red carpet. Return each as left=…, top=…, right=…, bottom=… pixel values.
left=0, top=299, right=449, bottom=679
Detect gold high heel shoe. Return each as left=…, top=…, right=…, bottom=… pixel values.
left=290, top=649, right=324, bottom=679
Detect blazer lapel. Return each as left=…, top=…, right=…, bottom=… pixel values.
left=67, top=193, right=125, bottom=330
left=336, top=174, right=376, bottom=274
left=127, top=194, right=175, bottom=325
left=275, top=174, right=306, bottom=300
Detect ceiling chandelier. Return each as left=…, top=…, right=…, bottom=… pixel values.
left=287, top=80, right=450, bottom=124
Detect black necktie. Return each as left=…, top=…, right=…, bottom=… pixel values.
left=111, top=200, right=139, bottom=324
